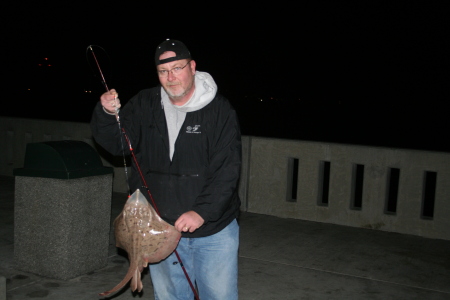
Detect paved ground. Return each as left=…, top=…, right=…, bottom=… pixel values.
left=1, top=175, right=450, bottom=299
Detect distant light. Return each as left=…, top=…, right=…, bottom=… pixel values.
left=44, top=58, right=48, bottom=60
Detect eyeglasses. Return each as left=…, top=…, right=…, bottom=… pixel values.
left=157, top=60, right=191, bottom=77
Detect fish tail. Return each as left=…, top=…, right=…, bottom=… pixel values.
left=98, top=265, right=136, bottom=297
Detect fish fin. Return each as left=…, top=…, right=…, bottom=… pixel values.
left=130, top=267, right=143, bottom=292
left=137, top=274, right=144, bottom=293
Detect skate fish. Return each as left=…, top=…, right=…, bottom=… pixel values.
left=99, top=189, right=181, bottom=297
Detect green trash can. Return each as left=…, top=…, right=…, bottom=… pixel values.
left=13, top=140, right=113, bottom=179
left=13, top=140, right=114, bottom=280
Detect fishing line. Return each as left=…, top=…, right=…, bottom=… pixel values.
left=86, top=45, right=200, bottom=300
left=85, top=45, right=112, bottom=92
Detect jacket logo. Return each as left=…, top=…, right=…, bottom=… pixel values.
left=186, top=125, right=201, bottom=134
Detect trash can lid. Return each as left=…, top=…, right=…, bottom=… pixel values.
left=13, top=140, right=113, bottom=179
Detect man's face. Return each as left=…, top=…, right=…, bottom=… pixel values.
left=156, top=51, right=196, bottom=105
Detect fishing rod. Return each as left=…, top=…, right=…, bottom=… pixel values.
left=87, top=45, right=130, bottom=194
left=86, top=45, right=200, bottom=300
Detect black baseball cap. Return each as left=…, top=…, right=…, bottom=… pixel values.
left=155, top=39, right=191, bottom=65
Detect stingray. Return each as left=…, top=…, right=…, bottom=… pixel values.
left=99, top=189, right=181, bottom=297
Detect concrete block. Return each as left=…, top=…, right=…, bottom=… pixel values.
left=14, top=174, right=113, bottom=280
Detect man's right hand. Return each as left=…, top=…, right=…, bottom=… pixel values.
left=100, top=89, right=121, bottom=114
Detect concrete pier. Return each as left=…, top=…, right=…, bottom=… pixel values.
left=1, top=175, right=449, bottom=299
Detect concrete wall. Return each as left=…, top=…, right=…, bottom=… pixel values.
left=244, top=136, right=450, bottom=240
left=1, top=117, right=449, bottom=240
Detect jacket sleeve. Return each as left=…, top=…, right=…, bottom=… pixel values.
left=90, top=90, right=147, bottom=157
left=90, top=102, right=128, bottom=156
left=191, top=101, right=242, bottom=223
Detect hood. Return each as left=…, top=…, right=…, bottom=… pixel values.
left=161, top=71, right=217, bottom=113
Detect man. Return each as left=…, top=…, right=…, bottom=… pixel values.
left=91, top=39, right=241, bottom=300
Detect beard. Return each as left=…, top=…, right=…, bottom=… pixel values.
left=164, top=80, right=195, bottom=102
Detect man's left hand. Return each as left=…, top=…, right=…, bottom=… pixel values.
left=175, top=211, right=205, bottom=233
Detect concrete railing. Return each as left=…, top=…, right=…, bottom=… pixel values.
left=241, top=137, right=450, bottom=241
left=1, top=116, right=449, bottom=240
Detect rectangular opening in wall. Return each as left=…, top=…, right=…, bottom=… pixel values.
left=350, top=164, right=364, bottom=210
left=421, top=171, right=437, bottom=220
left=7, top=130, right=14, bottom=166
left=317, top=161, right=330, bottom=206
left=385, top=168, right=400, bottom=214
left=286, top=157, right=299, bottom=202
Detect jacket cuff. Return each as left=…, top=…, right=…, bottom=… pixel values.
left=102, top=106, right=119, bottom=115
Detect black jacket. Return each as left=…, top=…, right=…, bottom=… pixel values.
left=91, top=87, right=242, bottom=238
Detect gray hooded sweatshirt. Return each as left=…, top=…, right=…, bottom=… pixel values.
left=161, top=71, right=217, bottom=160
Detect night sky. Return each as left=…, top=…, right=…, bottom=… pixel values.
left=4, top=1, right=449, bottom=152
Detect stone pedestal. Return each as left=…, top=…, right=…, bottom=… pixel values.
left=14, top=174, right=113, bottom=280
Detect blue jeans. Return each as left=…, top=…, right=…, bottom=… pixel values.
left=149, top=219, right=239, bottom=300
